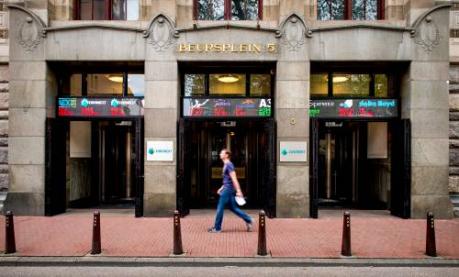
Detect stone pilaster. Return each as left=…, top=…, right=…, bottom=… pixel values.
left=275, top=14, right=310, bottom=217
left=143, top=14, right=178, bottom=216
left=407, top=4, right=453, bottom=218
left=4, top=6, right=49, bottom=215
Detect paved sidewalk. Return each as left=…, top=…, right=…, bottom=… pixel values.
left=1, top=210, right=459, bottom=258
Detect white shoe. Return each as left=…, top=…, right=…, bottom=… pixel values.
left=246, top=219, right=253, bottom=232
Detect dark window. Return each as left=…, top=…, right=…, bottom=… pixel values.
left=68, top=72, right=144, bottom=97
left=76, top=0, right=139, bottom=20
left=195, top=0, right=262, bottom=20
left=317, top=0, right=345, bottom=20
left=318, top=0, right=384, bottom=20
left=310, top=72, right=392, bottom=98
left=182, top=72, right=272, bottom=97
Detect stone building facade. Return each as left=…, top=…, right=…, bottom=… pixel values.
left=3, top=0, right=455, bottom=219
left=449, top=0, right=459, bottom=216
left=0, top=1, right=9, bottom=212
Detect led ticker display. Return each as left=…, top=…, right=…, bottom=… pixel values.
left=309, top=99, right=398, bottom=119
left=58, top=97, right=144, bottom=118
left=183, top=98, right=272, bottom=117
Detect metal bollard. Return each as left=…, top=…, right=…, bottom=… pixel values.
left=257, top=210, right=268, bottom=256
left=425, top=212, right=436, bottom=257
left=173, top=210, right=184, bottom=255
left=91, top=211, right=101, bottom=255
left=4, top=211, right=16, bottom=254
left=341, top=211, right=351, bottom=257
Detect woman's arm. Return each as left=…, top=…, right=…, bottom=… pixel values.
left=229, top=171, right=243, bottom=197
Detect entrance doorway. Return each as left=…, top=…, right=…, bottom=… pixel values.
left=97, top=122, right=136, bottom=205
left=310, top=119, right=411, bottom=218
left=45, top=119, right=144, bottom=216
left=177, top=119, right=276, bottom=217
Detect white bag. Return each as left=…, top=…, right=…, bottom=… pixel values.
left=235, top=196, right=246, bottom=206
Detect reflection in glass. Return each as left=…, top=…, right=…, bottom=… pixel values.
left=127, top=74, right=144, bottom=97
left=232, top=0, right=259, bottom=20
left=317, top=0, right=345, bottom=20
left=70, top=74, right=82, bottom=96
left=198, top=0, right=225, bottom=20
left=311, top=74, right=329, bottom=97
left=250, top=74, right=271, bottom=96
left=209, top=74, right=246, bottom=96
left=333, top=74, right=370, bottom=97
left=112, top=0, right=126, bottom=20
left=375, top=74, right=388, bottom=97
left=353, top=0, right=378, bottom=20
left=80, top=0, right=93, bottom=20
left=87, top=74, right=124, bottom=95
left=184, top=74, right=206, bottom=97
left=127, top=0, right=139, bottom=20
left=93, top=0, right=107, bottom=20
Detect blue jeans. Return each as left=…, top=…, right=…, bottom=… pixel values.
left=213, top=188, right=252, bottom=231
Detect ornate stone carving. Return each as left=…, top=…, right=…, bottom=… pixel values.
left=413, top=16, right=441, bottom=53
left=277, top=14, right=307, bottom=52
left=145, top=15, right=177, bottom=52
left=18, top=16, right=43, bottom=52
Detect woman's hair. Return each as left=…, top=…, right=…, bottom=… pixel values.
left=221, top=148, right=231, bottom=158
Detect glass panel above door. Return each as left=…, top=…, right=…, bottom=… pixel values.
left=310, top=73, right=329, bottom=97
left=209, top=74, right=246, bottom=96
left=250, top=74, right=271, bottom=97
left=184, top=74, right=206, bottom=97
left=332, top=74, right=370, bottom=97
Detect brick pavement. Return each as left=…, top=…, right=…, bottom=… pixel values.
left=1, top=210, right=459, bottom=258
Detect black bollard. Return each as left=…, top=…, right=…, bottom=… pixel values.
left=257, top=210, right=268, bottom=256
left=91, top=211, right=101, bottom=255
left=341, top=211, right=351, bottom=257
left=173, top=210, right=184, bottom=255
left=4, top=211, right=16, bottom=254
left=426, top=212, right=436, bottom=257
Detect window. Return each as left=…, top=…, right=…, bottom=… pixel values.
left=184, top=74, right=206, bottom=97
left=76, top=0, right=139, bottom=20
left=317, top=0, right=384, bottom=20
left=250, top=74, right=271, bottom=97
left=195, top=0, right=262, bottom=20
left=182, top=72, right=272, bottom=97
left=68, top=72, right=144, bottom=97
left=310, top=72, right=391, bottom=98
left=127, top=74, right=145, bottom=97
left=333, top=73, right=371, bottom=97
left=209, top=74, right=246, bottom=96
left=87, top=73, right=124, bottom=95
left=310, top=74, right=329, bottom=97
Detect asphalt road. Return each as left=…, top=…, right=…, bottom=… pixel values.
left=0, top=266, right=458, bottom=277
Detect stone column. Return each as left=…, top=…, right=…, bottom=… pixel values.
left=275, top=14, right=310, bottom=217
left=5, top=6, right=49, bottom=215
left=143, top=15, right=178, bottom=216
left=406, top=4, right=454, bottom=218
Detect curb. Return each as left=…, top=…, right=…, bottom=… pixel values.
left=0, top=257, right=459, bottom=267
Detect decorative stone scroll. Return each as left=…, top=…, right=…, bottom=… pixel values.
left=410, top=4, right=451, bottom=54
left=8, top=5, right=47, bottom=53
left=412, top=15, right=441, bottom=53
left=18, top=16, right=43, bottom=52
left=144, top=14, right=178, bottom=52
left=276, top=14, right=309, bottom=52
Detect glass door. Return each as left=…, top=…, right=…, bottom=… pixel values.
left=208, top=127, right=248, bottom=204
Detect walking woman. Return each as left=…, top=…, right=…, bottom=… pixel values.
left=208, top=149, right=253, bottom=233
